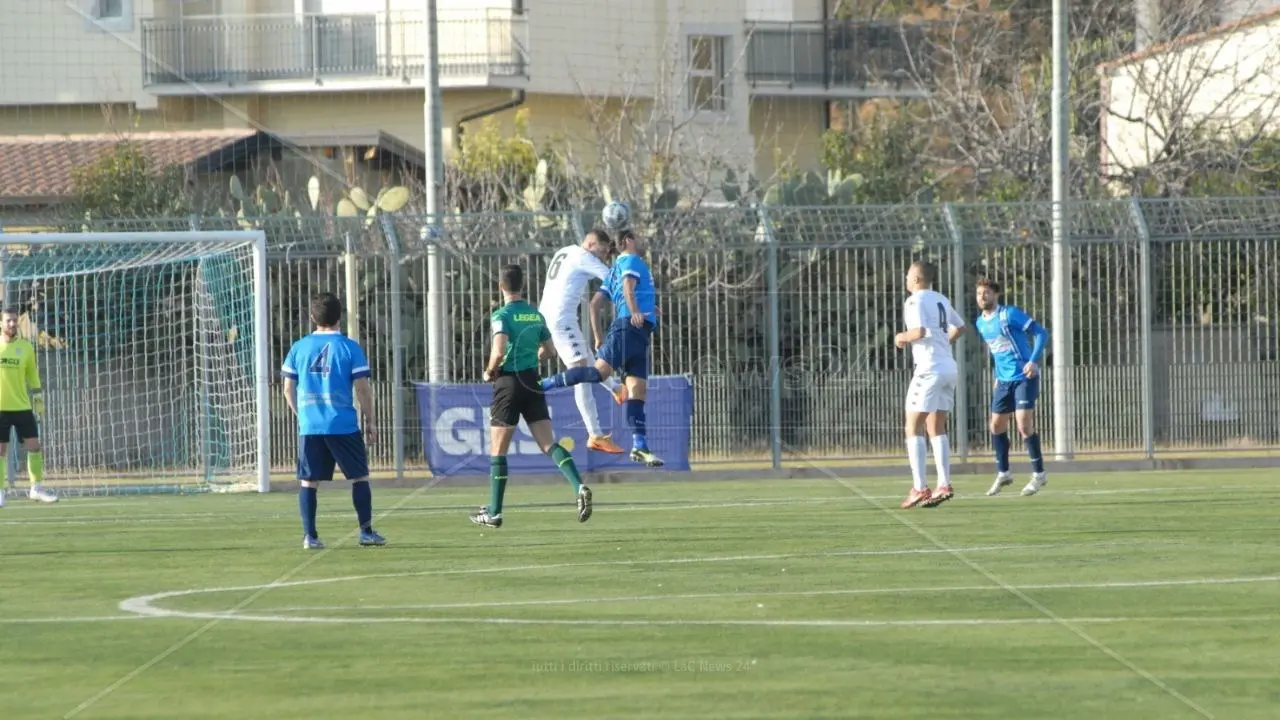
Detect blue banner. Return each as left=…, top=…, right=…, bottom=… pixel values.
left=414, top=376, right=693, bottom=477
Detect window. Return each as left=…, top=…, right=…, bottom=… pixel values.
left=97, top=0, right=123, bottom=18
left=687, top=35, right=727, bottom=113
left=85, top=0, right=131, bottom=32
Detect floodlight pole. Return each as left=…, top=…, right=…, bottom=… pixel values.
left=423, top=0, right=449, bottom=383
left=1050, top=0, right=1074, bottom=459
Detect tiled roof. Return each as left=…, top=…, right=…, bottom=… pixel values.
left=0, top=129, right=262, bottom=202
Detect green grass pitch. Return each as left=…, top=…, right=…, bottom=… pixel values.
left=2, top=470, right=1278, bottom=719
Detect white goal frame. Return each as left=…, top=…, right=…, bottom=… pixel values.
left=0, top=230, right=271, bottom=493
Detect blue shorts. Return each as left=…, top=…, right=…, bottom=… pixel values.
left=991, top=377, right=1039, bottom=415
left=297, top=432, right=370, bottom=482
left=597, top=318, right=653, bottom=379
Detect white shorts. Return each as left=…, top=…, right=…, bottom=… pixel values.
left=905, top=371, right=958, bottom=413
left=550, top=320, right=591, bottom=365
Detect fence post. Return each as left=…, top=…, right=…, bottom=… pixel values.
left=760, top=207, right=783, bottom=470
left=0, top=241, right=12, bottom=489
left=942, top=203, right=969, bottom=461
left=343, top=231, right=360, bottom=344
left=380, top=216, right=407, bottom=484
left=1129, top=198, right=1156, bottom=459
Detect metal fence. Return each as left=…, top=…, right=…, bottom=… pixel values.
left=24, top=197, right=1280, bottom=475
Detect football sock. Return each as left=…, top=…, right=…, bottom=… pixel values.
left=930, top=435, right=952, bottom=488
left=992, top=432, right=1011, bottom=473
left=574, top=382, right=604, bottom=437
left=351, top=480, right=373, bottom=532
left=625, top=399, right=648, bottom=451
left=299, top=486, right=319, bottom=538
left=1025, top=433, right=1045, bottom=473
left=27, top=451, right=44, bottom=485
left=489, top=456, right=508, bottom=515
left=550, top=443, right=583, bottom=494
left=907, top=436, right=928, bottom=491
left=549, top=365, right=601, bottom=389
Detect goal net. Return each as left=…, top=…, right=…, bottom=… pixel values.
left=0, top=231, right=269, bottom=495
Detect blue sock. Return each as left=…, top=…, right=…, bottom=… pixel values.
left=352, top=480, right=373, bottom=532
left=625, top=399, right=648, bottom=451
left=1025, top=434, right=1045, bottom=473
left=992, top=432, right=1011, bottom=473
left=299, top=486, right=318, bottom=538
left=544, top=365, right=602, bottom=391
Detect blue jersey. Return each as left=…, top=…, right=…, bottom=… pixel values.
left=601, top=252, right=658, bottom=324
left=281, top=330, right=371, bottom=435
left=974, top=305, right=1048, bottom=382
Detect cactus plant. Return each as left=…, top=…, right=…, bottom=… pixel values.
left=335, top=183, right=411, bottom=226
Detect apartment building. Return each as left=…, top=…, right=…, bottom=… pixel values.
left=0, top=0, right=926, bottom=205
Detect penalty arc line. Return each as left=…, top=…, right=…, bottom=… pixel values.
left=61, top=481, right=440, bottom=720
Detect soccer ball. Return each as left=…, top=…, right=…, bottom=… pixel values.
left=601, top=201, right=631, bottom=230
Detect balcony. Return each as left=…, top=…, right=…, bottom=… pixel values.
left=746, top=21, right=934, bottom=98
left=140, top=11, right=528, bottom=93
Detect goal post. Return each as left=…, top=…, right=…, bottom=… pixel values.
left=0, top=230, right=271, bottom=495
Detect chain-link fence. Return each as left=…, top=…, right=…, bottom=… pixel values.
left=7, top=197, right=1279, bottom=476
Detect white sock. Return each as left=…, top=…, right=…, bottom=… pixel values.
left=907, top=436, right=928, bottom=491
left=931, top=434, right=952, bottom=488
left=574, top=382, right=604, bottom=437
left=602, top=375, right=621, bottom=392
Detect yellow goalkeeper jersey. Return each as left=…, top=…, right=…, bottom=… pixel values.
left=0, top=338, right=40, bottom=411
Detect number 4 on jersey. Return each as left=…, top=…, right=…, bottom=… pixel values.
left=937, top=302, right=948, bottom=332
left=308, top=343, right=332, bottom=375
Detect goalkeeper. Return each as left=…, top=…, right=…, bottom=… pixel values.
left=0, top=308, right=56, bottom=505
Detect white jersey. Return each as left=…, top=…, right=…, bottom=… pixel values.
left=539, top=245, right=611, bottom=324
left=903, top=289, right=965, bottom=375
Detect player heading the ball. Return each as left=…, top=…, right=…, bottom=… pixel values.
left=974, top=278, right=1050, bottom=497
left=0, top=307, right=56, bottom=506
left=471, top=264, right=593, bottom=529
left=281, top=293, right=386, bottom=550
left=542, top=230, right=664, bottom=468
left=539, top=228, right=627, bottom=454
left=895, top=261, right=965, bottom=509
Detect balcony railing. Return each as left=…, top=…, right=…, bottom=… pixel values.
left=746, top=20, right=934, bottom=93
left=140, top=11, right=528, bottom=88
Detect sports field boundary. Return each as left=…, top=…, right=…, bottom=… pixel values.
left=263, top=454, right=1280, bottom=492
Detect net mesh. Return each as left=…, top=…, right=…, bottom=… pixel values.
left=0, top=234, right=260, bottom=495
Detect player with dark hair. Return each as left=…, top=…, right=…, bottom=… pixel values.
left=471, top=264, right=593, bottom=528
left=540, top=230, right=664, bottom=468
left=281, top=292, right=385, bottom=549
left=974, top=278, right=1051, bottom=497
left=0, top=307, right=56, bottom=506
left=895, top=261, right=965, bottom=509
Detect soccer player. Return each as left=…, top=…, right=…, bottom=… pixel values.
left=894, top=261, right=965, bottom=509
left=470, top=264, right=593, bottom=528
left=281, top=293, right=386, bottom=550
left=0, top=308, right=56, bottom=506
left=541, top=229, right=663, bottom=467
left=539, top=228, right=627, bottom=454
left=974, top=279, right=1050, bottom=497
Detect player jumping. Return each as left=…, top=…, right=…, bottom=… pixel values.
left=541, top=230, right=663, bottom=468
left=281, top=293, right=386, bottom=549
left=471, top=264, right=592, bottom=528
left=0, top=307, right=56, bottom=506
left=539, top=228, right=627, bottom=454
left=974, top=279, right=1050, bottom=497
left=894, top=262, right=964, bottom=509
